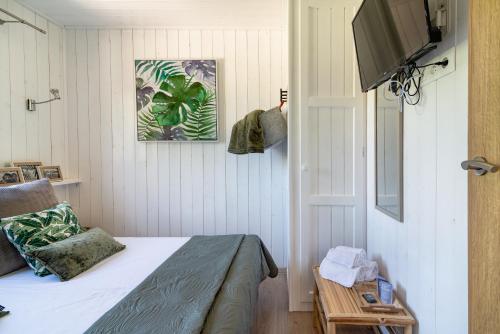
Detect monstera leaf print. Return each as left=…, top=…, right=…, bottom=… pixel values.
left=183, top=89, right=217, bottom=140
left=135, top=59, right=217, bottom=141
left=151, top=75, right=205, bottom=127
left=137, top=107, right=165, bottom=141
left=135, top=60, right=183, bottom=86
left=136, top=78, right=155, bottom=111
left=182, top=60, right=216, bottom=87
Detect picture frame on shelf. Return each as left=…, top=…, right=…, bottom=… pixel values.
left=36, top=166, right=63, bottom=182
left=10, top=161, right=43, bottom=182
left=0, top=167, right=25, bottom=187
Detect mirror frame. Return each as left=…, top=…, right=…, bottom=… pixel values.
left=375, top=89, right=404, bottom=222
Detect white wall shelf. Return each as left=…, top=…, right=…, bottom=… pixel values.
left=51, top=179, right=81, bottom=186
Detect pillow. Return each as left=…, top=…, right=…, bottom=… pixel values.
left=0, top=235, right=26, bottom=276
left=26, top=228, right=125, bottom=281
left=0, top=179, right=59, bottom=277
left=1, top=202, right=83, bottom=276
left=0, top=179, right=59, bottom=218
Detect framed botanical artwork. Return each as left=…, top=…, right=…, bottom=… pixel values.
left=37, top=166, right=63, bottom=182
left=0, top=167, right=25, bottom=187
left=11, top=161, right=43, bottom=182
left=135, top=59, right=218, bottom=142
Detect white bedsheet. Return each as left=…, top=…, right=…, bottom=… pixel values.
left=0, top=237, right=190, bottom=334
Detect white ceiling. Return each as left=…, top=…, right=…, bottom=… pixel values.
left=18, top=0, right=284, bottom=28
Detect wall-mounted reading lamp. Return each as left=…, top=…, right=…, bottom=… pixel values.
left=27, top=89, right=61, bottom=111
left=0, top=8, right=47, bottom=34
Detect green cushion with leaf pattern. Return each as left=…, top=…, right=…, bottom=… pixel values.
left=1, top=202, right=83, bottom=276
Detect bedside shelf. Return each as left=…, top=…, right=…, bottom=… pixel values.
left=50, top=179, right=81, bottom=186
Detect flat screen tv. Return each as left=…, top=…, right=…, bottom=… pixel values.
left=352, top=0, right=441, bottom=92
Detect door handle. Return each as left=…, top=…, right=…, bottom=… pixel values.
left=461, top=156, right=499, bottom=176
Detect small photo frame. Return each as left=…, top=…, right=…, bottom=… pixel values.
left=0, top=167, right=25, bottom=187
left=11, top=161, right=43, bottom=182
left=37, top=166, right=63, bottom=182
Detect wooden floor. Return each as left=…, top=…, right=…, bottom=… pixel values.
left=254, top=271, right=373, bottom=334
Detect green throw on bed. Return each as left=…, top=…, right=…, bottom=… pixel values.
left=84, top=234, right=277, bottom=334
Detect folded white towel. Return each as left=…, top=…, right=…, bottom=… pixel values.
left=319, top=258, right=360, bottom=288
left=326, top=246, right=367, bottom=269
left=357, top=260, right=378, bottom=282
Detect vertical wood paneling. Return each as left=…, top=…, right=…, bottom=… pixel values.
left=23, top=8, right=38, bottom=160
left=0, top=7, right=288, bottom=271
left=0, top=1, right=66, bottom=200
left=64, top=27, right=288, bottom=267
left=8, top=0, right=26, bottom=161
left=75, top=30, right=91, bottom=226
left=98, top=30, right=114, bottom=234
left=270, top=30, right=285, bottom=267
left=224, top=30, right=238, bottom=235
left=247, top=30, right=260, bottom=236
left=110, top=30, right=125, bottom=235
left=122, top=29, right=136, bottom=236
left=0, top=0, right=12, bottom=163
left=36, top=16, right=51, bottom=165
left=213, top=30, right=227, bottom=236
left=258, top=30, right=272, bottom=248
left=435, top=70, right=468, bottom=334
left=132, top=29, right=148, bottom=236
left=87, top=30, right=103, bottom=230
left=65, top=30, right=80, bottom=212
left=405, top=84, right=437, bottom=334
left=48, top=22, right=66, bottom=170
left=144, top=29, right=158, bottom=237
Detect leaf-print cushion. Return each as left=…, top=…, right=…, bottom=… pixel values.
left=1, top=202, right=83, bottom=276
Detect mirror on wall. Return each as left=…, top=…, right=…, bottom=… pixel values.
left=376, top=82, right=403, bottom=222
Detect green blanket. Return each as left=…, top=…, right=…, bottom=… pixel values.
left=228, top=110, right=265, bottom=154
left=85, top=235, right=277, bottom=334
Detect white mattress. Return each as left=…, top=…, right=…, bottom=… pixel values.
left=0, top=237, right=190, bottom=334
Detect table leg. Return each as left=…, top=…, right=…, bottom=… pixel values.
left=326, top=322, right=336, bottom=334
left=404, top=325, right=412, bottom=334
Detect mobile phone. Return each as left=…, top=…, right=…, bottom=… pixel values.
left=362, top=293, right=377, bottom=304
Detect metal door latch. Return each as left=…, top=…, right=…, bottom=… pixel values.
left=461, top=156, right=499, bottom=176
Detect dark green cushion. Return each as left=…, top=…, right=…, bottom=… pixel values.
left=26, top=228, right=125, bottom=281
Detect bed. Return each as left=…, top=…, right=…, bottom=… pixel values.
left=0, top=235, right=277, bottom=334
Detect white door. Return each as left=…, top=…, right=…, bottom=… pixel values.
left=289, top=0, right=365, bottom=310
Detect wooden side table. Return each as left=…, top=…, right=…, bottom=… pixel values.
left=312, top=266, right=415, bottom=334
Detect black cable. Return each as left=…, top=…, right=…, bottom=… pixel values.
left=416, top=59, right=449, bottom=69
left=389, top=59, right=448, bottom=106
left=389, top=63, right=422, bottom=105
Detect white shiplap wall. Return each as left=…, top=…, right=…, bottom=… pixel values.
left=0, top=0, right=68, bottom=200
left=64, top=28, right=288, bottom=267
left=366, top=0, right=468, bottom=333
